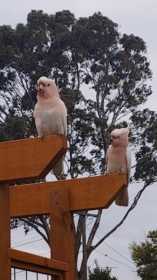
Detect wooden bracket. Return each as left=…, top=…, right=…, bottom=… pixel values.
left=0, top=135, right=67, bottom=183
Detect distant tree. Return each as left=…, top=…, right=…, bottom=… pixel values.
left=89, top=266, right=118, bottom=280
left=130, top=230, right=157, bottom=279
left=0, top=9, right=157, bottom=280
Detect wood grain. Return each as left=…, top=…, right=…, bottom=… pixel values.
left=0, top=135, right=67, bottom=183
left=10, top=173, right=127, bottom=217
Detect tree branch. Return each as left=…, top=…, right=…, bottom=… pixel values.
left=20, top=217, right=49, bottom=244
left=92, top=182, right=152, bottom=250
left=75, top=213, right=84, bottom=261
left=87, top=210, right=102, bottom=248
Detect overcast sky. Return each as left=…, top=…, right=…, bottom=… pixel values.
left=1, top=1, right=157, bottom=280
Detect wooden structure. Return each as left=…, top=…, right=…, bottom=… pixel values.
left=0, top=135, right=127, bottom=280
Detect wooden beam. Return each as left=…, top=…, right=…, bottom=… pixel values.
left=0, top=135, right=67, bottom=183
left=69, top=173, right=127, bottom=211
left=10, top=248, right=68, bottom=275
left=10, top=173, right=127, bottom=216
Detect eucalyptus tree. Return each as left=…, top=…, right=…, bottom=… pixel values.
left=0, top=10, right=156, bottom=280
left=131, top=230, right=157, bottom=279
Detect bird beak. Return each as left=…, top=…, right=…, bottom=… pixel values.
left=36, top=84, right=44, bottom=95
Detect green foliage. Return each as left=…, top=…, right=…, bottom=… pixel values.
left=0, top=113, right=34, bottom=141
left=131, top=230, right=157, bottom=279
left=131, top=109, right=157, bottom=183
left=89, top=266, right=118, bottom=280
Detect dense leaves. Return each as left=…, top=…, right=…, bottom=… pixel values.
left=89, top=266, right=118, bottom=280
left=131, top=230, right=157, bottom=279
left=131, top=109, right=157, bottom=183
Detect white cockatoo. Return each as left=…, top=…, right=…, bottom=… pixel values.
left=106, top=128, right=131, bottom=206
left=33, top=76, right=67, bottom=180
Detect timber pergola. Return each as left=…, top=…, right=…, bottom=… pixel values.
left=0, top=135, right=127, bottom=280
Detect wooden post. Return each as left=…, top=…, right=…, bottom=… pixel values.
left=50, top=189, right=76, bottom=280
left=0, top=185, right=11, bottom=280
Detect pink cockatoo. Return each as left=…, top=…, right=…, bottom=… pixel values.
left=106, top=128, right=131, bottom=206
left=33, top=76, right=67, bottom=180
